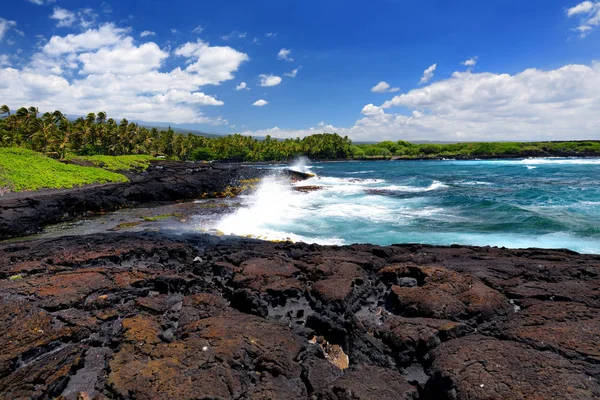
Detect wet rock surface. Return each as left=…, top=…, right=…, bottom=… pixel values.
left=0, top=162, right=307, bottom=240
left=0, top=233, right=598, bottom=399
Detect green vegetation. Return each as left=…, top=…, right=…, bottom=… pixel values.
left=67, top=154, right=156, bottom=171
left=1, top=105, right=599, bottom=164
left=354, top=140, right=600, bottom=159
left=0, top=148, right=128, bottom=192
left=142, top=213, right=181, bottom=221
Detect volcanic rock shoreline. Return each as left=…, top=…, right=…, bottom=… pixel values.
left=0, top=231, right=598, bottom=399
left=0, top=162, right=599, bottom=399
left=0, top=161, right=310, bottom=240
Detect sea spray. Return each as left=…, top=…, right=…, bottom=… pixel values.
left=289, top=156, right=313, bottom=174
left=206, top=158, right=600, bottom=253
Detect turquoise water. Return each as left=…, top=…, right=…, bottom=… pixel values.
left=214, top=158, right=600, bottom=254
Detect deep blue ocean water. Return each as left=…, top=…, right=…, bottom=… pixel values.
left=214, top=158, right=600, bottom=254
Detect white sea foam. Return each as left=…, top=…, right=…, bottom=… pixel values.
left=383, top=181, right=448, bottom=192
left=520, top=158, right=600, bottom=165
left=346, top=170, right=375, bottom=175
left=526, top=165, right=537, bottom=170
left=288, top=156, right=316, bottom=174
left=459, top=181, right=493, bottom=186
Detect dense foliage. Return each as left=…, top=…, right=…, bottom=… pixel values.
left=0, top=106, right=353, bottom=161
left=0, top=148, right=127, bottom=192
left=1, top=105, right=599, bottom=161
left=66, top=154, right=156, bottom=171
left=354, top=140, right=600, bottom=158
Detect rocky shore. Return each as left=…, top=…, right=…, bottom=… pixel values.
left=0, top=161, right=309, bottom=240
left=0, top=162, right=599, bottom=399
left=0, top=231, right=598, bottom=399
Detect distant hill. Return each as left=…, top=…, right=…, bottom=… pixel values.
left=141, top=125, right=271, bottom=141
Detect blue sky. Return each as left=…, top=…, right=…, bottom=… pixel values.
left=0, top=0, right=599, bottom=141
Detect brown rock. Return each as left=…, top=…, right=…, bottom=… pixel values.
left=426, top=335, right=600, bottom=400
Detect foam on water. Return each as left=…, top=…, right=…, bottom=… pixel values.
left=205, top=158, right=600, bottom=253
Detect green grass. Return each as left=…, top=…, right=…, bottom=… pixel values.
left=67, top=154, right=156, bottom=172
left=0, top=148, right=129, bottom=192
left=142, top=213, right=181, bottom=221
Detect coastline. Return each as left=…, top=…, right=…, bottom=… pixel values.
left=0, top=231, right=597, bottom=399
left=0, top=161, right=598, bottom=399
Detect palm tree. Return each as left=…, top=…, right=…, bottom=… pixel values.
left=0, top=105, right=10, bottom=118
left=30, top=113, right=56, bottom=154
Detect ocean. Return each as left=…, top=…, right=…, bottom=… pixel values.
left=213, top=158, right=600, bottom=254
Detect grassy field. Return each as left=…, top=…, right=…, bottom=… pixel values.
left=0, top=148, right=129, bottom=192
left=67, top=154, right=156, bottom=171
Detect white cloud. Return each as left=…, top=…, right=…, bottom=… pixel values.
left=371, top=81, right=400, bottom=93
left=140, top=30, right=156, bottom=37
left=277, top=48, right=293, bottom=61
left=50, top=7, right=77, bottom=27
left=420, top=63, right=437, bottom=84
left=0, top=18, right=17, bottom=42
left=49, top=7, right=97, bottom=29
left=253, top=99, right=268, bottom=106
left=26, top=0, right=56, bottom=4
left=568, top=1, right=594, bottom=16
left=152, top=89, right=223, bottom=106
left=236, top=81, right=249, bottom=90
left=284, top=66, right=301, bottom=78
left=175, top=40, right=249, bottom=84
left=0, top=23, right=250, bottom=125
left=567, top=1, right=600, bottom=37
left=240, top=62, right=600, bottom=142
left=221, top=31, right=246, bottom=40
left=43, top=24, right=128, bottom=56
left=361, top=104, right=384, bottom=115
left=77, top=38, right=169, bottom=75
left=259, top=74, right=282, bottom=87
left=0, top=54, right=10, bottom=66
left=192, top=25, right=204, bottom=34
left=266, top=32, right=276, bottom=37
left=462, top=57, right=477, bottom=67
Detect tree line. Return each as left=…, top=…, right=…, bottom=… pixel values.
left=2, top=105, right=599, bottom=161
left=0, top=106, right=353, bottom=161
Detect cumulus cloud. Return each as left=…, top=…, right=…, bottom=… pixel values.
left=175, top=40, right=249, bottom=84
left=419, top=63, right=437, bottom=84
left=277, top=48, right=293, bottom=61
left=78, top=38, right=168, bottom=75
left=42, top=24, right=128, bottom=56
left=50, top=7, right=76, bottom=27
left=50, top=7, right=97, bottom=29
left=253, top=99, right=268, bottom=106
left=152, top=89, right=223, bottom=106
left=567, top=1, right=600, bottom=37
left=0, top=23, right=249, bottom=125
left=140, top=30, right=156, bottom=37
left=236, top=82, right=249, bottom=90
left=462, top=57, right=477, bottom=67
left=26, top=0, right=56, bottom=4
left=259, top=74, right=282, bottom=87
left=0, top=18, right=17, bottom=42
left=284, top=66, right=301, bottom=78
left=567, top=1, right=594, bottom=16
left=361, top=104, right=385, bottom=115
left=370, top=81, right=400, bottom=93
left=0, top=54, right=10, bottom=66
left=240, top=62, right=600, bottom=142
left=221, top=31, right=246, bottom=40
